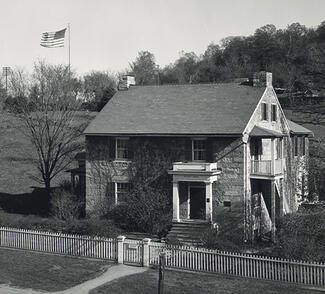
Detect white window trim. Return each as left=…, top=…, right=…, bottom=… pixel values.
left=115, top=137, right=129, bottom=161
left=115, top=182, right=130, bottom=204
left=192, top=138, right=207, bottom=162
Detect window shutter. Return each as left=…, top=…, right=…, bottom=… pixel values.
left=128, top=138, right=134, bottom=159
left=261, top=103, right=268, bottom=121
left=206, top=138, right=214, bottom=162
left=109, top=138, right=116, bottom=160
left=265, top=104, right=268, bottom=120
left=105, top=181, right=115, bottom=203
left=185, top=138, right=192, bottom=162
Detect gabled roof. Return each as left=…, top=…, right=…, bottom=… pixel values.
left=287, top=120, right=314, bottom=136
left=84, top=83, right=265, bottom=136
left=250, top=126, right=284, bottom=138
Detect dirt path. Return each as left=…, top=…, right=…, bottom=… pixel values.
left=0, top=264, right=148, bottom=294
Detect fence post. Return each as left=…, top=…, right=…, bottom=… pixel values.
left=143, top=238, right=151, bottom=267
left=117, top=235, right=126, bottom=264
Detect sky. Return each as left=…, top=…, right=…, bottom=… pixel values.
left=0, top=0, right=325, bottom=76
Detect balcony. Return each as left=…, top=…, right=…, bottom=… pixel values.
left=168, top=162, right=220, bottom=182
left=251, top=158, right=285, bottom=177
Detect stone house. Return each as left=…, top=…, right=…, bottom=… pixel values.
left=84, top=72, right=313, bottom=241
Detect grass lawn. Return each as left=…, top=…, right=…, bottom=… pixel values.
left=0, top=247, right=111, bottom=292
left=90, top=268, right=321, bottom=294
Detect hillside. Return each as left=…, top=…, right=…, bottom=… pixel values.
left=282, top=100, right=325, bottom=142
left=0, top=111, right=95, bottom=195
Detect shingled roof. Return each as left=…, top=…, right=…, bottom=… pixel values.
left=287, top=119, right=314, bottom=136
left=84, top=83, right=266, bottom=136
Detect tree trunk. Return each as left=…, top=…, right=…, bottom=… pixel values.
left=44, top=177, right=51, bottom=197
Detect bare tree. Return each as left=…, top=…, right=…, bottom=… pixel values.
left=16, top=61, right=86, bottom=193
left=8, top=67, right=30, bottom=99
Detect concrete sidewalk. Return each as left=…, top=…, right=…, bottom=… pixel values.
left=0, top=264, right=147, bottom=294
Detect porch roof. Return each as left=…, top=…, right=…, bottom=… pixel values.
left=287, top=120, right=314, bottom=137
left=249, top=126, right=284, bottom=138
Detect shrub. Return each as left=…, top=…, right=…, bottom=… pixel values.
left=81, top=100, right=97, bottom=111
left=109, top=187, right=172, bottom=237
left=0, top=211, right=121, bottom=238
left=200, top=228, right=218, bottom=249
left=198, top=203, right=247, bottom=251
left=3, top=95, right=29, bottom=113
left=0, top=211, right=66, bottom=232
left=275, top=209, right=325, bottom=262
left=213, top=202, right=245, bottom=246
left=50, top=188, right=83, bottom=221
left=60, top=217, right=122, bottom=238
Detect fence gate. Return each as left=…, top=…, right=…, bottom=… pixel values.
left=123, top=241, right=143, bottom=266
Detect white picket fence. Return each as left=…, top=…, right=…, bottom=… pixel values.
left=0, top=227, right=117, bottom=260
left=1, top=226, right=325, bottom=287
left=149, top=244, right=325, bottom=287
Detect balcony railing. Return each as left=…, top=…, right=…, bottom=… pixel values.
left=251, top=159, right=284, bottom=176
left=172, top=162, right=218, bottom=172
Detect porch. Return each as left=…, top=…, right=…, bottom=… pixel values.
left=251, top=158, right=285, bottom=177
left=249, top=126, right=285, bottom=179
left=168, top=162, right=221, bottom=223
left=251, top=178, right=283, bottom=242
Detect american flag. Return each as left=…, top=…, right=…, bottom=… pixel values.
left=40, top=28, right=66, bottom=48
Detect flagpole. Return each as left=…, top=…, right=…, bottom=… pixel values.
left=68, top=23, right=71, bottom=75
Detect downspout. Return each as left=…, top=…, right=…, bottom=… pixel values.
left=242, top=133, right=249, bottom=243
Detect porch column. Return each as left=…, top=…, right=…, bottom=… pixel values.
left=271, top=138, right=275, bottom=175
left=172, top=181, right=180, bottom=222
left=205, top=181, right=213, bottom=222
left=279, top=179, right=284, bottom=217
left=271, top=179, right=276, bottom=242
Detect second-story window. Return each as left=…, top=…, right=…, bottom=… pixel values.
left=116, top=138, right=129, bottom=160
left=271, top=104, right=277, bottom=122
left=192, top=139, right=206, bottom=161
left=261, top=103, right=268, bottom=121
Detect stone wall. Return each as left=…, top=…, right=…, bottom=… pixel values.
left=86, top=135, right=245, bottom=216
left=211, top=137, right=245, bottom=219
left=86, top=136, right=189, bottom=213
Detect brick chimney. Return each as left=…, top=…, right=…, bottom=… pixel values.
left=253, top=71, right=272, bottom=88
left=118, top=74, right=136, bottom=90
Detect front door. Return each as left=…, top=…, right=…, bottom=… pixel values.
left=190, top=186, right=206, bottom=220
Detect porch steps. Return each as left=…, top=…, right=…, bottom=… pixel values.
left=166, top=221, right=211, bottom=245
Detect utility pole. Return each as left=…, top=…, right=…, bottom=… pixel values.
left=2, top=67, right=11, bottom=95
left=156, top=65, right=160, bottom=86
left=158, top=252, right=165, bottom=294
